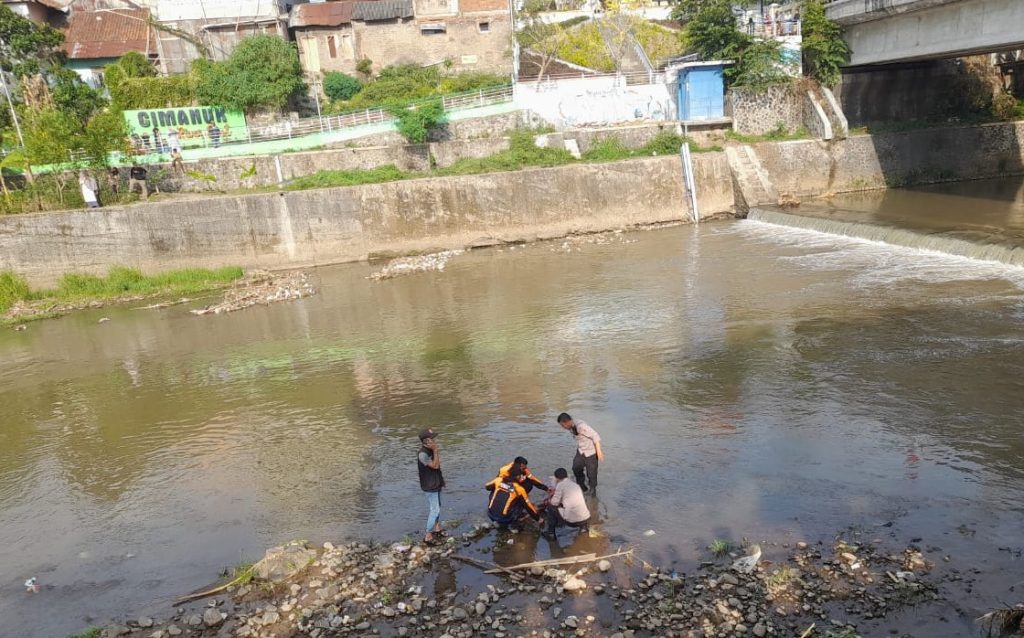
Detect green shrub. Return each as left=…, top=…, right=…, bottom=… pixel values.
left=801, top=0, right=850, bottom=87
left=639, top=131, right=685, bottom=155
left=112, top=74, right=196, bottom=109
left=51, top=266, right=243, bottom=300
left=194, top=35, right=305, bottom=112
left=356, top=57, right=373, bottom=77
left=343, top=76, right=437, bottom=109
left=726, top=125, right=808, bottom=143
left=437, top=72, right=508, bottom=94
left=992, top=92, right=1020, bottom=121
left=0, top=270, right=31, bottom=313
left=438, top=130, right=575, bottom=175
left=286, top=165, right=409, bottom=190
left=389, top=100, right=446, bottom=143
left=581, top=137, right=633, bottom=162
left=731, top=39, right=791, bottom=90
left=632, top=21, right=686, bottom=65
left=323, top=72, right=363, bottom=101
left=558, top=21, right=615, bottom=72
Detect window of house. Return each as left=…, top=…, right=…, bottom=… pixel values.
left=478, top=21, right=490, bottom=33
left=420, top=23, right=446, bottom=34
left=327, top=35, right=338, bottom=58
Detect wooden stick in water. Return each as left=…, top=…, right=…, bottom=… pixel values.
left=451, top=554, right=521, bottom=578
left=483, top=548, right=633, bottom=574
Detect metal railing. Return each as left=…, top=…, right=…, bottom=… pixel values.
left=632, top=36, right=656, bottom=78
left=518, top=69, right=667, bottom=84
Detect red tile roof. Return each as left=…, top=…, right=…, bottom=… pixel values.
left=63, top=9, right=155, bottom=60
left=289, top=1, right=354, bottom=28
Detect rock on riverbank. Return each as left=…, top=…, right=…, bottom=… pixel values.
left=96, top=523, right=956, bottom=638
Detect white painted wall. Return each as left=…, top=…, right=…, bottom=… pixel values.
left=515, top=76, right=674, bottom=128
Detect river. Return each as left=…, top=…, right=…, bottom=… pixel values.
left=2, top=179, right=1023, bottom=637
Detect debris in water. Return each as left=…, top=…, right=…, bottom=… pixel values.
left=731, top=544, right=762, bottom=574
left=368, top=250, right=464, bottom=281
left=552, top=230, right=636, bottom=253
left=191, top=270, right=315, bottom=316
left=14, top=325, right=26, bottom=331
left=24, top=577, right=39, bottom=593
left=136, top=297, right=191, bottom=311
left=98, top=317, right=110, bottom=323
left=643, top=530, right=656, bottom=537
left=978, top=605, right=1024, bottom=637
left=778, top=192, right=801, bottom=208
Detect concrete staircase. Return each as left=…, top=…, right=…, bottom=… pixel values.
left=596, top=17, right=648, bottom=76
left=725, top=145, right=778, bottom=213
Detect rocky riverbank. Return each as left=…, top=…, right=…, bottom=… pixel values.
left=89, top=521, right=966, bottom=638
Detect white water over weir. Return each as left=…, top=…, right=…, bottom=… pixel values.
left=748, top=208, right=1024, bottom=267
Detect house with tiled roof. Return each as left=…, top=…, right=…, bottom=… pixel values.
left=288, top=0, right=511, bottom=78
left=62, top=7, right=158, bottom=86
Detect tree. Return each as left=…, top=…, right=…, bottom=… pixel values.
left=322, top=72, right=363, bottom=101
left=80, top=108, right=129, bottom=168
left=22, top=108, right=78, bottom=202
left=387, top=100, right=446, bottom=143
left=801, top=0, right=850, bottom=87
left=195, top=35, right=305, bottom=112
left=0, top=5, right=64, bottom=77
left=730, top=39, right=788, bottom=89
left=516, top=0, right=572, bottom=81
left=105, top=52, right=192, bottom=109
left=685, top=0, right=749, bottom=61
left=51, top=67, right=105, bottom=122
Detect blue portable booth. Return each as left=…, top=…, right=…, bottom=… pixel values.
left=676, top=62, right=726, bottom=121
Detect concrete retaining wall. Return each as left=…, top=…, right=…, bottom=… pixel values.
left=752, top=121, right=1024, bottom=197
left=146, top=121, right=728, bottom=194
left=1, top=155, right=735, bottom=286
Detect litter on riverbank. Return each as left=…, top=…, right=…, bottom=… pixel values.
left=190, top=270, right=316, bottom=316
left=88, top=523, right=955, bottom=638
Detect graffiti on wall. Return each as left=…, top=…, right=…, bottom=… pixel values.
left=518, top=79, right=673, bottom=128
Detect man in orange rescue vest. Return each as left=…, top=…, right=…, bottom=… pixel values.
left=486, top=466, right=540, bottom=529
left=497, top=456, right=549, bottom=494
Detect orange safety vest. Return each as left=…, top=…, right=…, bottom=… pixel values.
left=487, top=479, right=539, bottom=517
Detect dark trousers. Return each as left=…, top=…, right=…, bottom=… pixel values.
left=545, top=507, right=588, bottom=537
left=572, top=451, right=599, bottom=491
left=489, top=502, right=525, bottom=526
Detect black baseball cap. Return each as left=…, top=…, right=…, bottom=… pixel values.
left=418, top=428, right=437, bottom=442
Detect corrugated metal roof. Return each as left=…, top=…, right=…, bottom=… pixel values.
left=289, top=1, right=354, bottom=28
left=63, top=9, right=155, bottom=60
left=352, top=0, right=412, bottom=22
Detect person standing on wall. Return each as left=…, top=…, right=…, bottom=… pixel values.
left=167, top=128, right=182, bottom=154
left=128, top=164, right=148, bottom=200
left=557, top=412, right=604, bottom=493
left=417, top=428, right=446, bottom=546
left=78, top=170, right=99, bottom=208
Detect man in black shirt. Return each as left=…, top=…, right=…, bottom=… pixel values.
left=417, top=429, right=446, bottom=545
left=128, top=165, right=148, bottom=200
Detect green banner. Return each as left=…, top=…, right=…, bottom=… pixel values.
left=123, top=106, right=247, bottom=152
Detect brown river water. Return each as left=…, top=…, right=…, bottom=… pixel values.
left=2, top=179, right=1024, bottom=637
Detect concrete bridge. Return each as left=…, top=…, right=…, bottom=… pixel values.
left=826, top=0, right=1024, bottom=66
